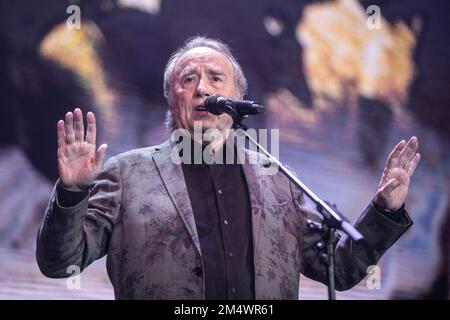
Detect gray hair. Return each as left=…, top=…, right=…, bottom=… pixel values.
left=163, top=36, right=248, bottom=130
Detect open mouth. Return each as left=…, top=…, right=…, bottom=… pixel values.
left=195, top=105, right=208, bottom=112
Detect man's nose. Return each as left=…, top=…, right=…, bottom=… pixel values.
left=195, top=77, right=210, bottom=98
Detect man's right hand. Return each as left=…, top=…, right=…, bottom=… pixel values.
left=57, top=108, right=108, bottom=191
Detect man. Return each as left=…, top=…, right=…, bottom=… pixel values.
left=36, top=36, right=421, bottom=299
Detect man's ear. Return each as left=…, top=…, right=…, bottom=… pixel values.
left=167, top=92, right=175, bottom=110
left=169, top=102, right=177, bottom=116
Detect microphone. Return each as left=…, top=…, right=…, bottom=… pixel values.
left=204, top=94, right=265, bottom=116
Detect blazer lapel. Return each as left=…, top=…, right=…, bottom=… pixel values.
left=152, top=139, right=202, bottom=257
left=240, top=149, right=264, bottom=253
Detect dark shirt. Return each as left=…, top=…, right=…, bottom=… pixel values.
left=181, top=142, right=255, bottom=300
left=57, top=183, right=89, bottom=206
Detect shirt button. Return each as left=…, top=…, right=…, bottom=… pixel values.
left=230, top=287, right=236, bottom=294
left=218, top=189, right=223, bottom=194
left=223, top=219, right=228, bottom=225
left=193, top=267, right=203, bottom=277
left=228, top=252, right=233, bottom=257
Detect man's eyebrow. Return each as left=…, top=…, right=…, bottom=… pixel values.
left=207, top=68, right=226, bottom=76
left=179, top=68, right=197, bottom=77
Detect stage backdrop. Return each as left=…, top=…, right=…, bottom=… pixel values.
left=1, top=0, right=449, bottom=299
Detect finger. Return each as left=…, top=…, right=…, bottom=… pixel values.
left=74, top=108, right=85, bottom=141
left=95, top=144, right=108, bottom=169
left=404, top=137, right=420, bottom=169
left=386, top=139, right=406, bottom=170
left=408, top=153, right=421, bottom=177
left=86, top=111, right=97, bottom=145
left=65, top=112, right=75, bottom=144
left=398, top=136, right=419, bottom=169
left=57, top=120, right=66, bottom=149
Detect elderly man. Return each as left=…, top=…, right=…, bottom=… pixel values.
left=36, top=36, right=420, bottom=299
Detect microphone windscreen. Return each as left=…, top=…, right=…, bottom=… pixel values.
left=204, top=94, right=226, bottom=115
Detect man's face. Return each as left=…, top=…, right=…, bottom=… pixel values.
left=169, top=47, right=240, bottom=135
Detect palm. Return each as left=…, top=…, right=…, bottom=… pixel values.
left=59, top=141, right=96, bottom=187
left=57, top=109, right=107, bottom=190
left=374, top=137, right=420, bottom=211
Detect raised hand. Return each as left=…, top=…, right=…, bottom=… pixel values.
left=57, top=108, right=107, bottom=191
left=373, top=136, right=421, bottom=211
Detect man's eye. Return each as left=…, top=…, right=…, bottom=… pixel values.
left=183, top=76, right=196, bottom=83
left=212, top=76, right=222, bottom=82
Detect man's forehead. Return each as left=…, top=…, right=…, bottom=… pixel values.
left=175, top=47, right=233, bottom=72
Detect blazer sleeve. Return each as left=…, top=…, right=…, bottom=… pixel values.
left=36, top=156, right=122, bottom=278
left=289, top=178, right=413, bottom=291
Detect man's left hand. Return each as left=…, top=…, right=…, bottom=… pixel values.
left=373, top=136, right=421, bottom=211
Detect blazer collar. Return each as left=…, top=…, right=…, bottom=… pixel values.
left=152, top=139, right=202, bottom=257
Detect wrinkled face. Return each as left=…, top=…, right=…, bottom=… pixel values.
left=168, top=47, right=241, bottom=135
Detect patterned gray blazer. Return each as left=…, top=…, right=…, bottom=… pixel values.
left=36, top=139, right=412, bottom=299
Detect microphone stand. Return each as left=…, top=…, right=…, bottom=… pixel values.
left=230, top=112, right=365, bottom=300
